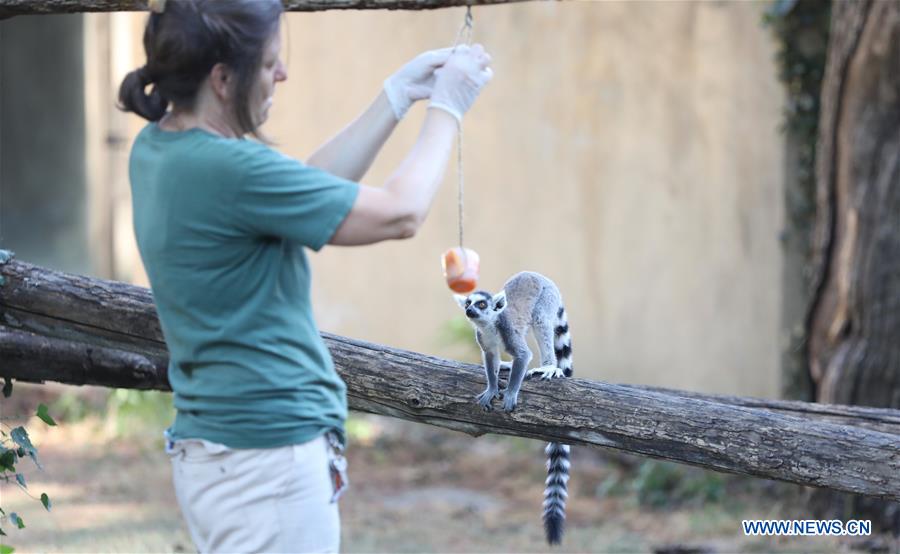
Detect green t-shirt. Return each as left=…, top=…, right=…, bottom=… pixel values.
left=129, top=122, right=359, bottom=449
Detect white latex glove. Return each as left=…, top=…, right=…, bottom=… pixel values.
left=383, top=47, right=455, bottom=121
left=428, top=44, right=493, bottom=123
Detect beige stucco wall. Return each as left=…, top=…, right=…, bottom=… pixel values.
left=111, top=1, right=785, bottom=397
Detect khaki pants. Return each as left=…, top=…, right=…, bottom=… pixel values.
left=166, top=433, right=341, bottom=553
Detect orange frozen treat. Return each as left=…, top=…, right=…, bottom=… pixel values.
left=441, top=247, right=480, bottom=294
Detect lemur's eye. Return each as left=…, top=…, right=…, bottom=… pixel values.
left=476, top=301, right=488, bottom=310
left=465, top=300, right=472, bottom=307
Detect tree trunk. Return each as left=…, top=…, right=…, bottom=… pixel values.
left=807, top=0, right=900, bottom=532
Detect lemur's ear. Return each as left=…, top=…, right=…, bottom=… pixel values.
left=454, top=294, right=468, bottom=309
left=492, top=291, right=507, bottom=311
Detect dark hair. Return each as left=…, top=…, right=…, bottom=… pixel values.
left=118, top=0, right=282, bottom=137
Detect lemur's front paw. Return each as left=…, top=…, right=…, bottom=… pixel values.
left=500, top=391, right=519, bottom=412
left=475, top=388, right=500, bottom=411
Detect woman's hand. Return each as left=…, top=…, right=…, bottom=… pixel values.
left=308, top=48, right=457, bottom=181
left=428, top=44, right=493, bottom=122
left=383, top=47, right=455, bottom=121
left=327, top=46, right=494, bottom=246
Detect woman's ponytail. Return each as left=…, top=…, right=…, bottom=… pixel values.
left=117, top=66, right=168, bottom=122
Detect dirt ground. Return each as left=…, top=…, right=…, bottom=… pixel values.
left=2, top=397, right=899, bottom=554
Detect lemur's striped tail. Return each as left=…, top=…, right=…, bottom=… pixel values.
left=543, top=442, right=570, bottom=544
left=544, top=305, right=572, bottom=545
left=554, top=306, right=573, bottom=377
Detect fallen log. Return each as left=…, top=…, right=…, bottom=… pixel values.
left=0, top=0, right=553, bottom=19
left=2, top=252, right=900, bottom=500
left=3, top=253, right=900, bottom=434
left=4, top=321, right=899, bottom=436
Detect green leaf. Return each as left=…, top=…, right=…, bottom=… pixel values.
left=8, top=512, right=24, bottom=530
left=0, top=544, right=13, bottom=554
left=9, top=428, right=39, bottom=469
left=8, top=428, right=34, bottom=454
left=41, top=493, right=51, bottom=512
left=0, top=526, right=6, bottom=536
left=0, top=449, right=16, bottom=472
left=36, top=404, right=56, bottom=427
left=0, top=506, right=5, bottom=515
left=14, top=473, right=25, bottom=489
left=2, top=378, right=11, bottom=399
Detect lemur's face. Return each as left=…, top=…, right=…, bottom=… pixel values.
left=455, top=290, right=507, bottom=326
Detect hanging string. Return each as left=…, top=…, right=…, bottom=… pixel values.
left=452, top=5, right=474, bottom=49
left=451, top=6, right=473, bottom=252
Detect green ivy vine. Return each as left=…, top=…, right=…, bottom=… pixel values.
left=1, top=379, right=56, bottom=554
left=763, top=0, right=831, bottom=400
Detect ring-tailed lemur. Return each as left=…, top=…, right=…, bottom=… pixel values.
left=454, top=270, right=573, bottom=545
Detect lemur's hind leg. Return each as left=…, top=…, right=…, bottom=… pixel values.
left=527, top=319, right=565, bottom=381
left=475, top=348, right=502, bottom=411
left=498, top=360, right=513, bottom=389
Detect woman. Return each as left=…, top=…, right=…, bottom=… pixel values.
left=118, top=0, right=492, bottom=552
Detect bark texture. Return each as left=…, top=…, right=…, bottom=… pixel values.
left=807, top=0, right=900, bottom=531
left=2, top=252, right=900, bottom=500
left=0, top=0, right=551, bottom=18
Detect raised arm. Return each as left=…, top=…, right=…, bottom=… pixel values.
left=307, top=48, right=453, bottom=182
left=329, top=45, right=493, bottom=246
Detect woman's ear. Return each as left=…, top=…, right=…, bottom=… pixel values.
left=209, top=63, right=233, bottom=101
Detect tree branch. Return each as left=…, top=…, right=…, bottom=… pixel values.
left=2, top=252, right=900, bottom=500
left=0, top=0, right=553, bottom=19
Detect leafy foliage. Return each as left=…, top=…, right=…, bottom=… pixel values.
left=9, top=428, right=38, bottom=469
left=105, top=389, right=175, bottom=438
left=437, top=315, right=482, bottom=363
left=0, top=390, right=54, bottom=547
left=763, top=0, right=831, bottom=260
left=763, top=0, right=832, bottom=401
left=598, top=459, right=726, bottom=509
left=35, top=405, right=56, bottom=428
left=7, top=514, right=23, bottom=531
